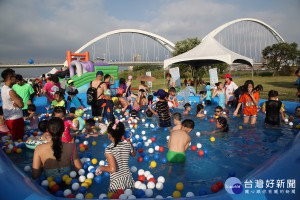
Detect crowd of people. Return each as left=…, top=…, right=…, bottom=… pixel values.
left=0, top=67, right=299, bottom=194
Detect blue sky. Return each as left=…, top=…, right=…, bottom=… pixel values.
left=0, top=0, right=299, bottom=63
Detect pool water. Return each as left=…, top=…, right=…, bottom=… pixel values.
left=5, top=102, right=298, bottom=198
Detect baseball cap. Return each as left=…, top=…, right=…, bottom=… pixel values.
left=222, top=74, right=231, bottom=78
left=96, top=71, right=103, bottom=76
left=67, top=79, right=74, bottom=84
left=153, top=89, right=167, bottom=99
left=104, top=89, right=112, bottom=96
left=75, top=109, right=84, bottom=117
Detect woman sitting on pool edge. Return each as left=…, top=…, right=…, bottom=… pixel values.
left=32, top=117, right=82, bottom=179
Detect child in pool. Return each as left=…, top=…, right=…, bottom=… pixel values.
left=261, top=90, right=285, bottom=127
left=39, top=120, right=51, bottom=142
left=66, top=107, right=76, bottom=120
left=167, top=119, right=194, bottom=163
left=72, top=109, right=85, bottom=135
left=168, top=87, right=179, bottom=108
left=233, top=80, right=259, bottom=125
left=83, top=118, right=104, bottom=138
left=213, top=106, right=228, bottom=119
left=146, top=109, right=153, bottom=118
left=201, top=84, right=212, bottom=105
left=212, top=82, right=227, bottom=109
left=172, top=112, right=182, bottom=131
left=205, top=117, right=229, bottom=135
left=24, top=104, right=39, bottom=129
left=52, top=106, right=77, bottom=143
left=95, top=119, right=136, bottom=193
left=148, top=95, right=154, bottom=106
left=196, top=104, right=206, bottom=118
left=46, top=91, right=65, bottom=110
left=183, top=103, right=191, bottom=115
left=0, top=106, right=10, bottom=135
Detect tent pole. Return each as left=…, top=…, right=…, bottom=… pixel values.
left=251, top=66, right=254, bottom=78
left=164, top=70, right=166, bottom=90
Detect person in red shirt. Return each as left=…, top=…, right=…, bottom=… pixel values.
left=233, top=80, right=259, bottom=125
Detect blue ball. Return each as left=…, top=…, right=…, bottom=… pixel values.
left=210, top=115, right=213, bottom=118
left=154, top=154, right=160, bottom=160
left=137, top=142, right=143, bottom=148
left=78, top=152, right=84, bottom=159
left=152, top=142, right=158, bottom=147
left=136, top=189, right=145, bottom=198
left=161, top=157, right=167, bottom=164
left=137, top=125, right=141, bottom=129
left=132, top=137, right=137, bottom=142
left=95, top=176, right=102, bottom=183
left=124, top=131, right=131, bottom=139
left=164, top=128, right=168, bottom=132
left=79, top=186, right=87, bottom=194
left=54, top=176, right=62, bottom=184
left=138, top=138, right=143, bottom=142
left=293, top=129, right=299, bottom=135
left=104, top=161, right=108, bottom=166
left=198, top=190, right=207, bottom=196
left=103, top=143, right=108, bottom=149
left=56, top=190, right=64, bottom=197
left=204, top=149, right=208, bottom=154
left=83, top=163, right=88, bottom=170
left=86, top=161, right=92, bottom=166
left=152, top=135, right=157, bottom=139
left=204, top=117, right=208, bottom=121
left=144, top=155, right=150, bottom=161
left=39, top=175, right=46, bottom=182
left=154, top=127, right=158, bottom=131
left=87, top=152, right=93, bottom=158
left=90, top=168, right=96, bottom=173
left=28, top=59, right=34, bottom=64
left=104, top=172, right=110, bottom=178
left=228, top=170, right=236, bottom=177
left=71, top=179, right=78, bottom=184
left=134, top=146, right=139, bottom=151
left=140, top=152, right=146, bottom=158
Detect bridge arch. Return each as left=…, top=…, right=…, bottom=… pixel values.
left=203, top=18, right=285, bottom=42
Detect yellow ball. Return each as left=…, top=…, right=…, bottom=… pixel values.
left=47, top=177, right=54, bottom=182
left=92, top=158, right=98, bottom=165
left=85, top=193, right=94, bottom=199
left=176, top=182, right=184, bottom=191
left=150, top=161, right=157, bottom=168
left=81, top=182, right=89, bottom=189
left=134, top=125, right=138, bottom=129
left=92, top=141, right=97, bottom=146
left=18, top=139, right=22, bottom=142
left=65, top=177, right=72, bottom=185
left=173, top=191, right=181, bottom=198
left=80, top=147, right=85, bottom=152
left=9, top=141, right=13, bottom=144
left=62, top=174, right=69, bottom=182
left=85, top=178, right=93, bottom=186
left=6, top=149, right=12, bottom=154
left=48, top=181, right=56, bottom=188
left=215, top=116, right=219, bottom=119
left=107, top=192, right=114, bottom=199
left=237, top=114, right=240, bottom=118
left=238, top=126, right=243, bottom=130
left=16, top=148, right=22, bottom=154
left=296, top=125, right=300, bottom=129
left=210, top=137, right=215, bottom=142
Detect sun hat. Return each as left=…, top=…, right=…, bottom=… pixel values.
left=104, top=89, right=112, bottom=96
left=221, top=74, right=231, bottom=78
left=153, top=89, right=167, bottom=99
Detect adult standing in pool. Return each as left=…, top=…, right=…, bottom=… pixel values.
left=1, top=69, right=24, bottom=141
left=222, top=74, right=238, bottom=106
left=166, top=73, right=176, bottom=89
left=90, top=71, right=107, bottom=118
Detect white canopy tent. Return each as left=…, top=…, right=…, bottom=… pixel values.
left=164, top=37, right=253, bottom=69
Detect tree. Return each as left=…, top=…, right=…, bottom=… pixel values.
left=262, top=42, right=300, bottom=76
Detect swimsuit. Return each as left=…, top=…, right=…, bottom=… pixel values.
left=167, top=151, right=186, bottom=163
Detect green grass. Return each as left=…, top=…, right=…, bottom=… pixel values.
left=119, top=72, right=299, bottom=101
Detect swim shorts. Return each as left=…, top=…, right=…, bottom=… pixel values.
left=244, top=114, right=257, bottom=118
left=159, top=120, right=171, bottom=128
left=167, top=151, right=186, bottom=163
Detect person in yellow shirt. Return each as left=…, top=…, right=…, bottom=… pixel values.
left=46, top=91, right=65, bottom=110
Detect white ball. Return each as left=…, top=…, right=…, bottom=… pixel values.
left=156, top=195, right=164, bottom=199
left=289, top=122, right=293, bottom=126
left=124, top=189, right=133, bottom=196
left=148, top=148, right=154, bottom=154
left=75, top=139, right=79, bottom=143
left=147, top=182, right=155, bottom=189
left=138, top=169, right=144, bottom=176
left=99, top=160, right=105, bottom=166
left=139, top=183, right=147, bottom=191
left=119, top=194, right=128, bottom=199
left=147, top=139, right=152, bottom=144
left=197, top=143, right=202, bottom=149
left=80, top=158, right=85, bottom=164
left=142, top=136, right=147, bottom=141
left=142, top=119, right=145, bottom=122
left=284, top=118, right=289, bottom=123
left=70, top=171, right=77, bottom=178
left=128, top=120, right=132, bottom=124
left=78, top=175, right=86, bottom=183
left=156, top=182, right=164, bottom=190
left=134, top=181, right=142, bottom=189
left=196, top=132, right=201, bottom=137
left=85, top=158, right=91, bottom=162
left=155, top=146, right=160, bottom=151
left=88, top=166, right=94, bottom=172
left=146, top=175, right=154, bottom=180
left=83, top=141, right=88, bottom=146
left=129, top=124, right=133, bottom=128
left=166, top=196, right=173, bottom=198
left=128, top=195, right=136, bottom=199
left=166, top=136, right=170, bottom=140
left=8, top=144, right=14, bottom=149
left=87, top=172, right=94, bottom=179
left=76, top=193, right=84, bottom=199
left=204, top=110, right=207, bottom=114
left=157, top=176, right=165, bottom=183
left=41, top=180, right=49, bottom=187
left=145, top=189, right=153, bottom=197
left=24, top=166, right=31, bottom=172
left=144, top=171, right=151, bottom=177
left=99, top=194, right=107, bottom=199
left=135, top=135, right=140, bottom=139
left=130, top=166, right=137, bottom=173
left=144, top=142, right=149, bottom=147
left=63, top=189, right=72, bottom=197
left=71, top=182, right=80, bottom=191
left=141, top=130, right=146, bottom=135
left=186, top=192, right=194, bottom=197
left=131, top=129, right=135, bottom=133
left=145, top=123, right=149, bottom=127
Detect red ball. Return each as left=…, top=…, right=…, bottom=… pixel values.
left=210, top=119, right=214, bottom=123
left=79, top=144, right=84, bottom=148
left=151, top=137, right=156, bottom=142
left=33, top=132, right=37, bottom=136
left=84, top=145, right=88, bottom=150
left=159, top=147, right=164, bottom=152
left=51, top=184, right=59, bottom=193
left=138, top=148, right=144, bottom=153
left=67, top=194, right=75, bottom=198
left=191, top=146, right=196, bottom=151
left=46, top=114, right=49, bottom=117
left=198, top=150, right=204, bottom=156
left=226, top=110, right=230, bottom=114
left=137, top=156, right=143, bottom=162
left=12, top=146, right=18, bottom=152
left=148, top=178, right=156, bottom=183
left=111, top=194, right=119, bottom=199
left=116, top=189, right=124, bottom=195
left=138, top=175, right=146, bottom=182
left=216, top=181, right=224, bottom=189
left=211, top=184, right=219, bottom=193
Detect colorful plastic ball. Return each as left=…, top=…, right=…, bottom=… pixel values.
left=24, top=165, right=31, bottom=172
left=211, top=184, right=219, bottom=193
left=87, top=173, right=94, bottom=180
left=191, top=146, right=196, bottom=151
left=28, top=59, right=34, bottom=64
left=210, top=137, right=215, bottom=142
left=204, top=149, right=208, bottom=154
left=95, top=176, right=102, bottom=183
left=80, top=147, right=85, bottom=152
left=157, top=176, right=165, bottom=183
left=124, top=189, right=132, bottom=196
left=72, top=182, right=80, bottom=191
left=176, top=182, right=184, bottom=191
left=186, top=192, right=194, bottom=197
left=159, top=147, right=164, bottom=152
left=138, top=175, right=146, bottom=182
left=145, top=189, right=153, bottom=197
left=161, top=157, right=167, bottom=164
left=137, top=156, right=143, bottom=162
left=130, top=166, right=137, bottom=173
left=107, top=192, right=114, bottom=199
left=103, top=143, right=108, bottom=148
left=173, top=191, right=181, bottom=198
left=85, top=193, right=94, bottom=199
left=81, top=182, right=89, bottom=189
left=119, top=194, right=127, bottom=199
left=78, top=169, right=85, bottom=176
left=135, top=189, right=145, bottom=198
left=150, top=161, right=157, bottom=168
left=198, top=190, right=207, bottom=196
left=204, top=117, right=207, bottom=121
left=198, top=150, right=204, bottom=156
left=124, top=132, right=131, bottom=139
left=144, top=155, right=150, bottom=161
left=238, top=126, right=243, bottom=130
left=92, top=141, right=97, bottom=146
left=154, top=154, right=160, bottom=160
left=67, top=194, right=75, bottom=198
left=75, top=193, right=84, bottom=199
left=54, top=176, right=62, bottom=184
left=99, top=193, right=108, bottom=199
left=210, top=119, right=214, bottom=123
left=79, top=175, right=86, bottom=183
left=196, top=132, right=201, bottom=137
left=138, top=148, right=144, bottom=153
left=56, top=190, right=64, bottom=197
left=63, top=189, right=72, bottom=197
left=104, top=172, right=110, bottom=178
left=16, top=148, right=22, bottom=153
left=91, top=158, right=98, bottom=165
left=85, top=178, right=93, bottom=186
left=41, top=180, right=49, bottom=187
left=216, top=181, right=224, bottom=189
left=79, top=143, right=85, bottom=148
left=51, top=184, right=60, bottom=193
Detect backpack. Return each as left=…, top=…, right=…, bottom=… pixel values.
left=87, top=81, right=103, bottom=105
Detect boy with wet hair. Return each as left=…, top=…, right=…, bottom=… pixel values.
left=172, top=112, right=182, bottom=131
left=168, top=87, right=179, bottom=108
